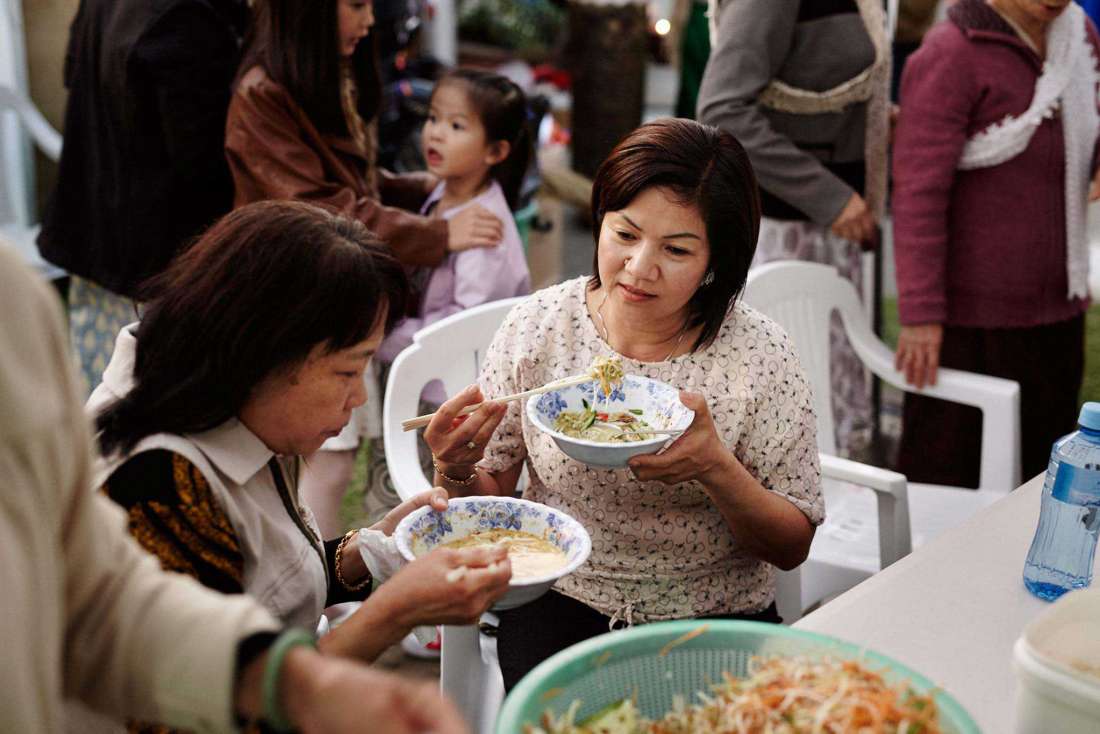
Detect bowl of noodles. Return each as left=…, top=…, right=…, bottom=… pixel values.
left=393, top=496, right=592, bottom=610
left=526, top=370, right=694, bottom=469
left=497, top=620, right=980, bottom=734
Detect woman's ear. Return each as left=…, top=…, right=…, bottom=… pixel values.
left=484, top=139, right=511, bottom=167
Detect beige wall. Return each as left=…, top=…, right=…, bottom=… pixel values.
left=24, top=0, right=78, bottom=129
left=22, top=0, right=79, bottom=207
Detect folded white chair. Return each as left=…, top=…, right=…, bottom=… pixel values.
left=383, top=297, right=524, bottom=734
left=745, top=261, right=1020, bottom=616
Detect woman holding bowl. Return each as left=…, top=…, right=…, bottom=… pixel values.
left=87, top=201, right=511, bottom=703
left=425, top=118, right=824, bottom=688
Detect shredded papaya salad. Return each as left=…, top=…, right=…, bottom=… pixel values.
left=528, top=656, right=943, bottom=734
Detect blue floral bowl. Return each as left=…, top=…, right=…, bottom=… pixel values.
left=526, top=374, right=695, bottom=468
left=393, top=496, right=592, bottom=610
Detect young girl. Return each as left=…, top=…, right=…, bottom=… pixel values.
left=225, top=0, right=506, bottom=535
left=373, top=69, right=533, bottom=659
left=375, top=69, right=533, bottom=367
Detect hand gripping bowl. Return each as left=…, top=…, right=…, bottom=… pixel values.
left=526, top=374, right=695, bottom=469
left=393, top=496, right=592, bottom=610
left=496, top=620, right=980, bottom=733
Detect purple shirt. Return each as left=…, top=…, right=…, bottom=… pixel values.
left=892, top=1, right=1095, bottom=328
left=377, top=180, right=531, bottom=364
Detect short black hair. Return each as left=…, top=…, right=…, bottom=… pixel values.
left=589, top=118, right=761, bottom=351
left=96, top=200, right=409, bottom=455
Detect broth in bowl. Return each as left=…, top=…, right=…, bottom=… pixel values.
left=441, top=529, right=569, bottom=579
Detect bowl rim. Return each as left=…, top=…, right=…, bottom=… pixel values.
left=392, top=495, right=593, bottom=587
left=495, top=619, right=981, bottom=734
left=525, top=374, right=695, bottom=450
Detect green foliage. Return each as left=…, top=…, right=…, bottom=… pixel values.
left=458, top=0, right=564, bottom=58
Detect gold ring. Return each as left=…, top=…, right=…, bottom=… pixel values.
left=466, top=441, right=477, bottom=450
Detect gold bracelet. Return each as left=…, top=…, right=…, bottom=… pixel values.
left=432, top=457, right=479, bottom=486
left=335, top=530, right=372, bottom=593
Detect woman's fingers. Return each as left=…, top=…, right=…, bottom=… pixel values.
left=425, top=385, right=482, bottom=438
left=441, top=401, right=504, bottom=462
left=380, top=488, right=449, bottom=531
left=449, top=544, right=508, bottom=569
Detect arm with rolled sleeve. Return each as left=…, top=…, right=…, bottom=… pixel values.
left=0, top=247, right=279, bottom=734
left=891, top=25, right=976, bottom=326
left=696, top=0, right=854, bottom=225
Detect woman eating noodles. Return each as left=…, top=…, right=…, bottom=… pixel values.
left=423, top=118, right=824, bottom=688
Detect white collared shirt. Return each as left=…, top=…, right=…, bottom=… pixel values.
left=88, top=326, right=328, bottom=628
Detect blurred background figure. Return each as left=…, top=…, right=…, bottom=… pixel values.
left=224, top=0, right=505, bottom=539
left=697, top=0, right=891, bottom=457
left=892, top=0, right=1098, bottom=486
left=893, top=1, right=944, bottom=97
left=670, top=0, right=710, bottom=119
left=36, top=0, right=250, bottom=396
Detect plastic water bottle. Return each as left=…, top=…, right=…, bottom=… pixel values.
left=1023, top=402, right=1100, bottom=601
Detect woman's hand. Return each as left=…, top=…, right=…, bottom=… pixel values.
left=895, top=323, right=943, bottom=389
left=423, top=385, right=506, bottom=471
left=370, top=487, right=449, bottom=536
left=372, top=545, right=512, bottom=627
left=628, top=392, right=732, bottom=486
left=1090, top=170, right=1100, bottom=201
left=277, top=648, right=468, bottom=734
left=447, top=204, right=503, bottom=252
left=829, top=192, right=875, bottom=245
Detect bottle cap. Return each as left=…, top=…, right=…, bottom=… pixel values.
left=1080, top=402, right=1100, bottom=431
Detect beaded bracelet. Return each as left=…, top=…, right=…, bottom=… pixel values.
left=335, top=530, right=372, bottom=593
left=432, top=456, right=479, bottom=486
left=261, top=628, right=317, bottom=733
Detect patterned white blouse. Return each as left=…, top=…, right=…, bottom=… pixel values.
left=478, top=277, right=824, bottom=623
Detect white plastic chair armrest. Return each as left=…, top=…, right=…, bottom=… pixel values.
left=840, top=317, right=1021, bottom=493
left=819, top=453, right=912, bottom=567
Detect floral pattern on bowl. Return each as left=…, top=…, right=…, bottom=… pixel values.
left=527, top=374, right=695, bottom=468
left=394, top=496, right=593, bottom=610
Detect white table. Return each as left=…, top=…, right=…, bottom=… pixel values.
left=794, top=474, right=1100, bottom=733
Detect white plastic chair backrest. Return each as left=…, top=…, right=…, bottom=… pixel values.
left=382, top=297, right=525, bottom=501
left=742, top=264, right=842, bottom=456
left=743, top=260, right=1020, bottom=493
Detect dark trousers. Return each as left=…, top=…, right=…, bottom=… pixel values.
left=896, top=315, right=1085, bottom=488
left=494, top=590, right=781, bottom=690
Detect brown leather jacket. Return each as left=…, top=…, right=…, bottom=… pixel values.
left=225, top=65, right=448, bottom=267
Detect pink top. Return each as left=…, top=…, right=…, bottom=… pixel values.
left=377, top=180, right=531, bottom=364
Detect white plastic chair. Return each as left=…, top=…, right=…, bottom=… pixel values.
left=744, top=261, right=1020, bottom=615
left=0, top=0, right=64, bottom=278
left=382, top=297, right=524, bottom=734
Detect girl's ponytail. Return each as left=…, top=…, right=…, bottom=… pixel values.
left=495, top=116, right=533, bottom=210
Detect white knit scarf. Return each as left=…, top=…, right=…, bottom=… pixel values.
left=707, top=0, right=892, bottom=221
left=957, top=3, right=1097, bottom=300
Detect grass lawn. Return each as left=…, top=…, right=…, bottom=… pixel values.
left=880, top=299, right=1100, bottom=404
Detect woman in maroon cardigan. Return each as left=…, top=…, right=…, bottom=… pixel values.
left=892, top=0, right=1100, bottom=486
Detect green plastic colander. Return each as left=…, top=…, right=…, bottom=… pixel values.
left=495, top=620, right=981, bottom=733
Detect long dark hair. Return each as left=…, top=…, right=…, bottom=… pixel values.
left=589, top=118, right=761, bottom=352
left=238, top=0, right=381, bottom=136
left=435, top=69, right=533, bottom=210
left=96, top=201, right=409, bottom=456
